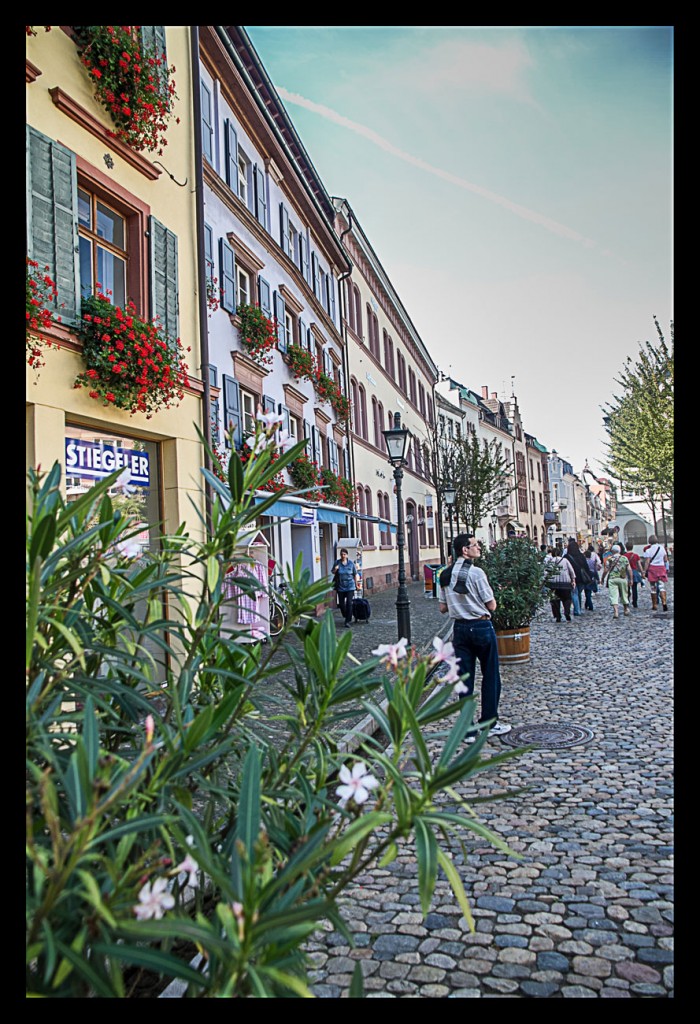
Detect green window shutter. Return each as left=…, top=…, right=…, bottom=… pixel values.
left=219, top=238, right=236, bottom=314
left=149, top=215, right=179, bottom=344
left=223, top=375, right=242, bottom=450
left=224, top=119, right=238, bottom=194
left=26, top=125, right=80, bottom=326
left=258, top=277, right=271, bottom=317
left=273, top=290, right=286, bottom=351
left=140, top=26, right=167, bottom=60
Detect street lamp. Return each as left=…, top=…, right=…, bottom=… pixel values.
left=491, top=511, right=499, bottom=545
left=383, top=412, right=412, bottom=643
left=442, top=481, right=456, bottom=560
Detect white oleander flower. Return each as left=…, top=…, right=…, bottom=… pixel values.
left=133, top=877, right=175, bottom=920
left=336, top=762, right=379, bottom=808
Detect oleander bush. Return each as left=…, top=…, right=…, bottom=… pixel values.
left=26, top=420, right=524, bottom=998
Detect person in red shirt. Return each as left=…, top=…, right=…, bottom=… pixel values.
left=625, top=542, right=643, bottom=609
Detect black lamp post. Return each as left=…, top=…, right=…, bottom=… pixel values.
left=383, top=412, right=412, bottom=643
left=442, top=481, right=456, bottom=561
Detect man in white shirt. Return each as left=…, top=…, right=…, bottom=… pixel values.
left=438, top=533, right=511, bottom=737
left=642, top=534, right=670, bottom=612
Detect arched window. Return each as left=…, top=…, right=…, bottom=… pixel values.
left=383, top=331, right=394, bottom=376
left=384, top=492, right=393, bottom=547
left=358, top=384, right=368, bottom=439
left=419, top=505, right=427, bottom=547
left=377, top=401, right=385, bottom=451
left=353, top=286, right=362, bottom=338
left=350, top=377, right=359, bottom=434
left=414, top=437, right=422, bottom=476
left=346, top=280, right=355, bottom=333
left=357, top=485, right=367, bottom=546
left=365, top=488, right=374, bottom=546
left=372, top=395, right=380, bottom=448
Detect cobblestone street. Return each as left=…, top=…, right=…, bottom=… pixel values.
left=306, top=579, right=674, bottom=998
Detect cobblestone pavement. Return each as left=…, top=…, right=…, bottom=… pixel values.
left=306, top=580, right=674, bottom=998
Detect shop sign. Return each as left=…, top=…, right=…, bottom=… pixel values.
left=65, top=438, right=150, bottom=486
left=292, top=507, right=316, bottom=526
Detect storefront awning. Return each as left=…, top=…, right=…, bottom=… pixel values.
left=317, top=507, right=348, bottom=524
left=254, top=496, right=302, bottom=518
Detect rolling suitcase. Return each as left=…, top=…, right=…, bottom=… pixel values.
left=352, top=597, right=371, bottom=623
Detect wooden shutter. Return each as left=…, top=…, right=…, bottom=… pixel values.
left=200, top=80, right=213, bottom=163
left=273, top=291, right=287, bottom=351
left=26, top=126, right=80, bottom=326
left=311, top=425, right=321, bottom=465
left=311, top=252, right=320, bottom=298
left=149, top=216, right=179, bottom=343
left=223, top=375, right=242, bottom=450
left=337, top=365, right=346, bottom=394
left=210, top=363, right=220, bottom=445
left=263, top=394, right=276, bottom=415
left=219, top=237, right=236, bottom=313
left=254, top=164, right=267, bottom=228
left=327, top=273, right=336, bottom=323
left=278, top=403, right=291, bottom=433
left=329, top=438, right=339, bottom=474
left=279, top=203, right=291, bottom=257
left=298, top=317, right=307, bottom=348
left=140, top=26, right=166, bottom=59
left=299, top=233, right=310, bottom=283
left=258, top=277, right=271, bottom=317
left=305, top=327, right=314, bottom=353
left=343, top=447, right=351, bottom=478
left=324, top=349, right=332, bottom=376
left=204, top=223, right=215, bottom=282
left=303, top=419, right=312, bottom=458
left=224, top=120, right=238, bottom=194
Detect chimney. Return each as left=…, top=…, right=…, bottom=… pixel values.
left=491, top=392, right=497, bottom=400
left=481, top=386, right=489, bottom=398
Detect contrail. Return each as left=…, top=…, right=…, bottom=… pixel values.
left=278, top=86, right=599, bottom=250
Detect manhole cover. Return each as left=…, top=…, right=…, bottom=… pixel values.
left=500, top=723, right=595, bottom=749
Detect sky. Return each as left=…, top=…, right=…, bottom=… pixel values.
left=246, top=25, right=673, bottom=478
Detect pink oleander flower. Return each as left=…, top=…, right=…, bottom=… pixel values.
left=336, top=761, right=379, bottom=808
left=438, top=655, right=463, bottom=685
left=371, top=637, right=409, bottom=669
left=256, top=409, right=285, bottom=432
left=277, top=429, right=296, bottom=452
left=175, top=852, right=199, bottom=888
left=133, top=877, right=175, bottom=920
left=431, top=636, right=455, bottom=664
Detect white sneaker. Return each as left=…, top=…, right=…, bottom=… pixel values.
left=489, top=721, right=512, bottom=736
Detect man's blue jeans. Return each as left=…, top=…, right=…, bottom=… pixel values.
left=452, top=618, right=502, bottom=723
left=571, top=585, right=583, bottom=615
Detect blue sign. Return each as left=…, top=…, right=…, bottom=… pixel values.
left=65, top=438, right=150, bottom=487
left=292, top=507, right=315, bottom=526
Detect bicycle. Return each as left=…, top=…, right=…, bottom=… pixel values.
left=268, top=576, right=288, bottom=637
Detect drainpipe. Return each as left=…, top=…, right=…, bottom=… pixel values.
left=190, top=27, right=213, bottom=536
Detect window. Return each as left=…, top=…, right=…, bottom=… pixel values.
left=78, top=187, right=127, bottom=306
left=455, top=421, right=461, bottom=439
left=351, top=377, right=359, bottom=433
left=238, top=151, right=251, bottom=209
left=383, top=331, right=395, bottom=376
left=537, top=461, right=541, bottom=483
left=539, top=492, right=543, bottom=514
left=418, top=382, right=426, bottom=418
left=279, top=203, right=293, bottom=258
left=353, top=285, right=363, bottom=338
left=365, top=488, right=375, bottom=546
left=408, top=368, right=417, bottom=406
left=224, top=119, right=238, bottom=193
left=284, top=311, right=294, bottom=350
left=204, top=223, right=215, bottom=284
left=346, top=281, right=355, bottom=333
left=358, top=385, right=368, bottom=440
left=418, top=505, right=427, bottom=547
left=254, top=164, right=267, bottom=229
left=357, top=486, right=367, bottom=545
left=236, top=265, right=250, bottom=307
left=397, top=351, right=407, bottom=394
left=240, top=387, right=257, bottom=435
left=439, top=414, right=446, bottom=435
left=372, top=396, right=381, bottom=448
left=200, top=80, right=213, bottom=163
left=377, top=402, right=385, bottom=451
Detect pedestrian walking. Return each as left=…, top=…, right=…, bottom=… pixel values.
left=438, top=533, right=511, bottom=737
left=643, top=534, right=670, bottom=612
left=544, top=547, right=577, bottom=621
left=585, top=544, right=602, bottom=608
left=331, top=548, right=358, bottom=628
left=624, top=541, right=644, bottom=609
left=601, top=543, right=633, bottom=618
left=564, top=538, right=592, bottom=615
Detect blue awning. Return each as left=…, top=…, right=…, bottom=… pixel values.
left=254, top=496, right=302, bottom=518
left=317, top=507, right=349, bottom=524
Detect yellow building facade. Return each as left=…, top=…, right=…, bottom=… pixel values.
left=26, top=26, right=206, bottom=543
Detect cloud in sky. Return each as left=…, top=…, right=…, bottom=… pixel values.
left=277, top=86, right=600, bottom=250
left=384, top=37, right=539, bottom=104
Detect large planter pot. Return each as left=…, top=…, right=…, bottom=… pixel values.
left=495, top=626, right=531, bottom=664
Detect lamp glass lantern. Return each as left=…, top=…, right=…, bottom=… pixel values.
left=442, top=482, right=457, bottom=507
left=383, top=412, right=411, bottom=465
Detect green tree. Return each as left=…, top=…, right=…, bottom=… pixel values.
left=429, top=426, right=515, bottom=535
left=602, top=316, right=674, bottom=517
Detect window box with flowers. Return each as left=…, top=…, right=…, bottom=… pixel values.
left=282, top=343, right=316, bottom=384
left=73, top=291, right=189, bottom=417
left=206, top=276, right=219, bottom=316
left=26, top=258, right=61, bottom=374
left=236, top=303, right=277, bottom=368
left=73, top=26, right=178, bottom=155
left=320, top=469, right=355, bottom=510
left=314, top=372, right=350, bottom=422
left=288, top=452, right=324, bottom=502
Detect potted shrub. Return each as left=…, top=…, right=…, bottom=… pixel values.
left=475, top=537, right=549, bottom=663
